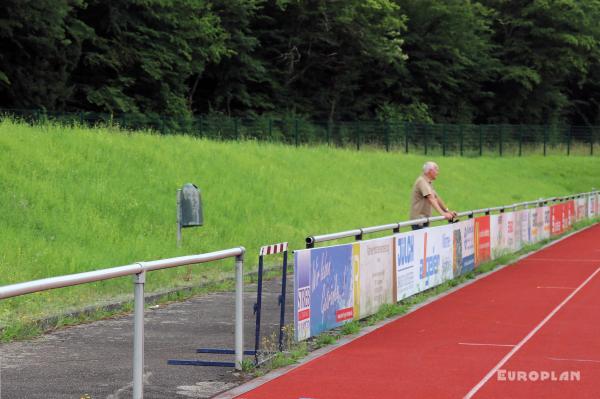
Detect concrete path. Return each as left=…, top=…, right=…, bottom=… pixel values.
left=0, top=276, right=293, bottom=399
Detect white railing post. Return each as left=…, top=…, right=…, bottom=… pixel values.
left=132, top=269, right=146, bottom=399
left=234, top=252, right=245, bottom=370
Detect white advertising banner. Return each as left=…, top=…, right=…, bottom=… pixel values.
left=414, top=224, right=454, bottom=292
left=395, top=230, right=421, bottom=301
left=576, top=198, right=587, bottom=222
left=542, top=206, right=551, bottom=240
left=353, top=237, right=394, bottom=319
left=452, top=219, right=475, bottom=277
left=503, top=211, right=516, bottom=251
left=590, top=194, right=598, bottom=219
left=529, top=207, right=544, bottom=244
left=490, top=214, right=505, bottom=259
left=515, top=209, right=531, bottom=249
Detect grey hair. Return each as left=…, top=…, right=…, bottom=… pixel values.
left=423, top=161, right=439, bottom=173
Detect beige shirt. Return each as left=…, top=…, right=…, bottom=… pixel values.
left=410, top=174, right=436, bottom=219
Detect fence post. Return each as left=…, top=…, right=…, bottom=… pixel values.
left=235, top=253, right=245, bottom=370
left=543, top=125, right=547, bottom=156
left=268, top=118, right=273, bottom=140
left=385, top=121, right=390, bottom=152
left=479, top=125, right=483, bottom=156
left=499, top=125, right=503, bottom=157
left=294, top=119, right=299, bottom=147
left=404, top=122, right=409, bottom=154
left=518, top=126, right=522, bottom=156
left=234, top=118, right=239, bottom=140
left=424, top=125, right=428, bottom=155
left=356, top=121, right=361, bottom=151
left=132, top=270, right=146, bottom=399
left=591, top=128, right=594, bottom=156
left=459, top=125, right=464, bottom=156
left=567, top=126, right=571, bottom=156
left=442, top=125, right=446, bottom=157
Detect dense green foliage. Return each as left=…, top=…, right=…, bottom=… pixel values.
left=2, top=1, right=600, bottom=124
left=0, top=119, right=598, bottom=326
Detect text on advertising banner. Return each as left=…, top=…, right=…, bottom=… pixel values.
left=474, top=215, right=491, bottom=267
left=294, top=249, right=311, bottom=341
left=452, top=219, right=475, bottom=277
left=294, top=244, right=355, bottom=341
left=529, top=207, right=544, bottom=243
left=352, top=237, right=395, bottom=319
left=395, top=230, right=421, bottom=301
left=490, top=213, right=505, bottom=260
left=576, top=198, right=587, bottom=222
left=416, top=224, right=454, bottom=292
left=542, top=206, right=551, bottom=239
left=551, top=203, right=564, bottom=236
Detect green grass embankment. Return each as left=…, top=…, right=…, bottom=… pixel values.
left=0, top=119, right=598, bottom=333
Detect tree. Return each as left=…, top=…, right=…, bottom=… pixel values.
left=71, top=0, right=228, bottom=117
left=191, top=0, right=272, bottom=116
left=480, top=0, right=598, bottom=124
left=0, top=0, right=92, bottom=110
left=253, top=0, right=407, bottom=121
left=390, top=0, right=498, bottom=123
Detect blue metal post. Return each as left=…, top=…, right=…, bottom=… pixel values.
left=278, top=250, right=288, bottom=351
left=253, top=255, right=264, bottom=363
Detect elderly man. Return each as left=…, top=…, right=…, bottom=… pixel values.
left=410, top=161, right=457, bottom=230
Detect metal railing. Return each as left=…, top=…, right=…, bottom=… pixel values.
left=0, top=247, right=246, bottom=399
left=305, top=192, right=597, bottom=248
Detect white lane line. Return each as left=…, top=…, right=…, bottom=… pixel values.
left=459, top=343, right=515, bottom=347
left=548, top=357, right=600, bottom=364
left=536, top=286, right=576, bottom=290
left=464, top=267, right=600, bottom=399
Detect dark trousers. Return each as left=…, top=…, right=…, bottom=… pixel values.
left=411, top=222, right=430, bottom=231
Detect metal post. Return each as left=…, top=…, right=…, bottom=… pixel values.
left=356, top=121, right=361, bottom=151
left=479, top=125, right=483, bottom=156
left=591, top=128, right=594, bottom=156
left=132, top=270, right=146, bottom=399
left=235, top=254, right=244, bottom=370
left=442, top=125, right=446, bottom=157
left=543, top=125, right=547, bottom=156
left=176, top=189, right=182, bottom=247
left=459, top=125, right=464, bottom=156
left=518, top=126, right=522, bottom=156
left=567, top=126, right=571, bottom=156
left=253, top=255, right=264, bottom=362
left=404, top=122, right=409, bottom=154
left=268, top=118, right=273, bottom=140
left=499, top=125, right=503, bottom=157
left=294, top=119, right=299, bottom=147
left=424, top=125, right=428, bottom=155
left=385, top=122, right=390, bottom=152
left=278, top=250, right=288, bottom=351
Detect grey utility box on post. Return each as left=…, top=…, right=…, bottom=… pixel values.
left=177, top=183, right=203, bottom=246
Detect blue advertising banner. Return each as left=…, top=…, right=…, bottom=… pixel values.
left=294, top=244, right=354, bottom=340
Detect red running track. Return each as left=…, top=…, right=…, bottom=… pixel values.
left=232, top=224, right=600, bottom=399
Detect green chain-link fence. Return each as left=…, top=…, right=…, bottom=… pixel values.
left=2, top=108, right=598, bottom=156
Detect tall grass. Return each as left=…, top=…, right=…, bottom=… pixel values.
left=0, top=119, right=599, bottom=327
